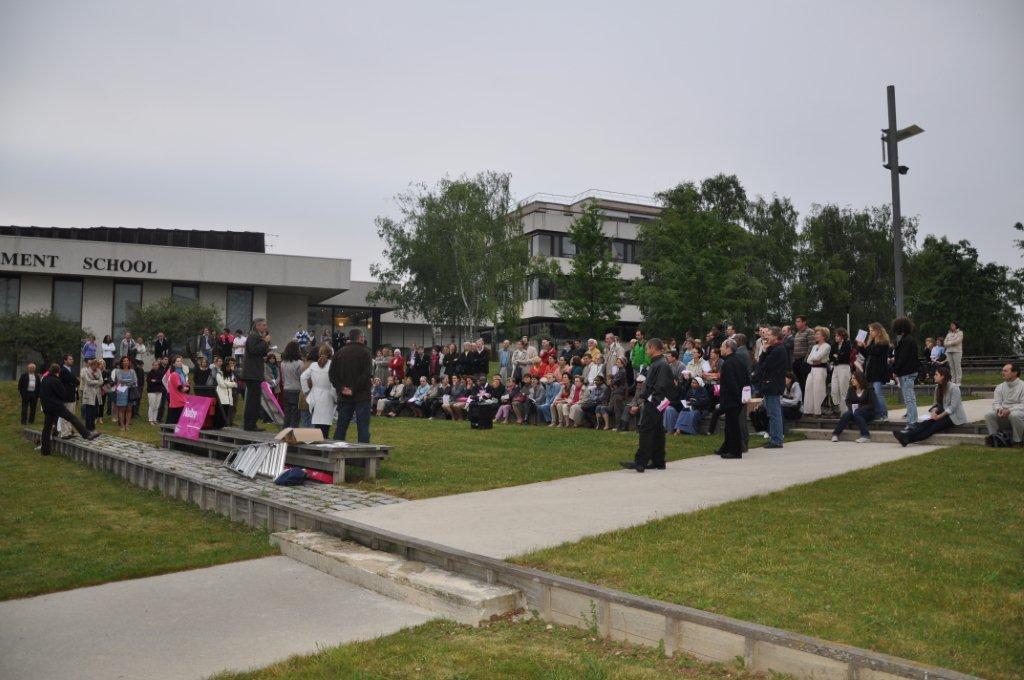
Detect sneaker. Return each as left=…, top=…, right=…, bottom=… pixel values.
left=764, top=443, right=783, bottom=449
left=855, top=436, right=871, bottom=444
left=830, top=435, right=839, bottom=443
left=875, top=417, right=888, bottom=424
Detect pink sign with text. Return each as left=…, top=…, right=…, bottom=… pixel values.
left=174, top=396, right=215, bottom=440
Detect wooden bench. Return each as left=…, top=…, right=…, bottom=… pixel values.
left=157, top=425, right=390, bottom=483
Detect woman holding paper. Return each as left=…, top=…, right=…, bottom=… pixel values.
left=301, top=346, right=337, bottom=438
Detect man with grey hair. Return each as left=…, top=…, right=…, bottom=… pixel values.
left=242, top=317, right=271, bottom=431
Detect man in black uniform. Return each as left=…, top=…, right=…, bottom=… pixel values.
left=330, top=328, right=374, bottom=443
left=620, top=338, right=674, bottom=472
left=39, top=363, right=98, bottom=455
left=242, top=317, right=271, bottom=431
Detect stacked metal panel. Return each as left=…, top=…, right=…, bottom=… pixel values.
left=224, top=441, right=288, bottom=479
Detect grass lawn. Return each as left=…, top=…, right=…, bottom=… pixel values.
left=0, top=383, right=276, bottom=600
left=211, top=618, right=757, bottom=680
left=515, top=445, right=1024, bottom=680
left=960, top=371, right=1001, bottom=386
left=102, top=392, right=787, bottom=499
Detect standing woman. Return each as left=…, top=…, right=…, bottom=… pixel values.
left=165, top=356, right=191, bottom=425
left=279, top=341, right=304, bottom=428
left=829, top=328, right=852, bottom=417
left=894, top=365, right=966, bottom=446
left=944, top=321, right=964, bottom=384
left=716, top=339, right=750, bottom=459
left=373, top=349, right=390, bottom=383
left=146, top=360, right=165, bottom=425
left=101, top=335, right=117, bottom=372
left=388, top=348, right=406, bottom=382
left=890, top=316, right=920, bottom=430
left=192, top=356, right=212, bottom=387
left=216, top=358, right=238, bottom=426
left=300, top=346, right=337, bottom=437
left=802, top=327, right=831, bottom=416
left=113, top=356, right=137, bottom=432
left=80, top=359, right=105, bottom=431
left=859, top=322, right=891, bottom=422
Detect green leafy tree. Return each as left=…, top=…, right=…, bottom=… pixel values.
left=369, top=171, right=530, bottom=337
left=907, top=235, right=1023, bottom=354
left=128, top=298, right=224, bottom=363
left=0, top=311, right=90, bottom=367
left=537, top=203, right=622, bottom=338
left=742, top=195, right=800, bottom=326
left=790, top=204, right=917, bottom=330
left=635, top=175, right=758, bottom=338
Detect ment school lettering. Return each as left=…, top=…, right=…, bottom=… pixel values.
left=0, top=252, right=158, bottom=274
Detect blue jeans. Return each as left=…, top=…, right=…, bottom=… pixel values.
left=871, top=381, right=888, bottom=418
left=898, top=373, right=918, bottom=425
left=833, top=407, right=876, bottom=437
left=335, top=400, right=371, bottom=443
left=762, top=394, right=784, bottom=445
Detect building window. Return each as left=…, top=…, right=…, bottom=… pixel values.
left=226, top=287, right=253, bottom=334
left=559, top=235, right=576, bottom=258
left=611, top=240, right=637, bottom=264
left=531, top=233, right=554, bottom=257
left=112, top=282, right=142, bottom=339
left=171, top=283, right=199, bottom=303
left=52, top=279, right=83, bottom=325
left=0, top=276, right=19, bottom=315
left=529, top=277, right=558, bottom=300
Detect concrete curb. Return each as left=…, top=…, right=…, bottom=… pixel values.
left=22, top=429, right=981, bottom=680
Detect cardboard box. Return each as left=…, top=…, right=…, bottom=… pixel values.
left=745, top=397, right=763, bottom=414
left=275, top=427, right=325, bottom=444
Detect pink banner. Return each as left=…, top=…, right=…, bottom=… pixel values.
left=174, top=395, right=215, bottom=440
left=261, top=381, right=285, bottom=425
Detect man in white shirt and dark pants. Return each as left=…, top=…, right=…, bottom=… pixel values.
left=985, top=362, right=1024, bottom=447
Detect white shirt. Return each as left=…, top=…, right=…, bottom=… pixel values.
left=807, top=342, right=831, bottom=366
left=232, top=336, right=247, bottom=356
left=101, top=342, right=116, bottom=359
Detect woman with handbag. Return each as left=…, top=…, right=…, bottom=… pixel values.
left=113, top=356, right=138, bottom=432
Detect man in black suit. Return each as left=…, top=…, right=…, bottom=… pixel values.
left=38, top=363, right=98, bottom=455
left=753, top=327, right=789, bottom=449
left=153, top=332, right=171, bottom=360
left=18, top=362, right=39, bottom=424
left=329, top=328, right=374, bottom=443
left=472, top=339, right=490, bottom=377
left=717, top=339, right=751, bottom=459
left=620, top=338, right=674, bottom=472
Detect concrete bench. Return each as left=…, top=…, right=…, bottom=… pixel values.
left=157, top=425, right=390, bottom=483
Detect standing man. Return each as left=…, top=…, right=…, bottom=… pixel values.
left=58, top=354, right=79, bottom=437
left=294, top=324, right=312, bottom=355
left=717, top=339, right=750, bottom=459
left=498, top=339, right=512, bottom=382
left=18, top=362, right=39, bottom=424
left=603, top=333, right=623, bottom=379
left=38, top=363, right=98, bottom=454
left=153, top=332, right=171, bottom=360
left=241, top=318, right=271, bottom=431
left=330, top=328, right=373, bottom=443
left=118, top=331, right=136, bottom=362
left=620, top=338, right=673, bottom=472
left=473, top=338, right=490, bottom=377
left=630, top=329, right=650, bottom=374
left=791, top=315, right=814, bottom=390
left=197, top=328, right=215, bottom=363
left=754, top=327, right=788, bottom=449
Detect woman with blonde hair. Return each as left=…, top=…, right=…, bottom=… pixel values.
left=802, top=326, right=831, bottom=415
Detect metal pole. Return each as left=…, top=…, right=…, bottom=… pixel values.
left=886, top=85, right=905, bottom=318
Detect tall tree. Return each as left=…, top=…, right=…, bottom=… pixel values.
left=741, top=195, right=800, bottom=326
left=907, top=235, right=1023, bottom=354
left=790, top=204, right=917, bottom=331
left=369, top=171, right=529, bottom=337
left=128, top=298, right=224, bottom=364
left=537, top=203, right=622, bottom=338
left=635, top=175, right=758, bottom=338
left=0, top=311, right=89, bottom=367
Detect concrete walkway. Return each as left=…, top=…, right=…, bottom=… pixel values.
left=0, top=557, right=435, bottom=680
left=338, top=437, right=945, bottom=559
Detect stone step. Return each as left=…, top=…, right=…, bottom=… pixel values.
left=793, top=428, right=987, bottom=446
left=794, top=417, right=987, bottom=434
left=270, top=531, right=522, bottom=626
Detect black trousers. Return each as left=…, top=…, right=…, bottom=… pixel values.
left=634, top=402, right=666, bottom=468
left=904, top=415, right=953, bottom=443
left=721, top=407, right=743, bottom=455
left=281, top=390, right=300, bottom=428
left=41, top=407, right=90, bottom=454
left=83, top=403, right=99, bottom=431
left=243, top=384, right=263, bottom=429
left=21, top=395, right=38, bottom=424
left=166, top=406, right=183, bottom=425
left=793, top=358, right=810, bottom=391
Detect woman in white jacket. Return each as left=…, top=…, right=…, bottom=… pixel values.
left=301, top=346, right=337, bottom=437
left=802, top=327, right=831, bottom=416
left=215, top=357, right=238, bottom=426
left=943, top=322, right=964, bottom=384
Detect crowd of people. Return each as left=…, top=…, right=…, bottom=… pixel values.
left=17, top=314, right=1024, bottom=459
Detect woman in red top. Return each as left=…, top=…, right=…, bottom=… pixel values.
left=560, top=376, right=584, bottom=428
left=165, top=356, right=191, bottom=424
left=539, top=354, right=560, bottom=381
left=389, top=348, right=406, bottom=380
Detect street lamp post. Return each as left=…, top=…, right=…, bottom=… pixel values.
left=881, top=85, right=923, bottom=318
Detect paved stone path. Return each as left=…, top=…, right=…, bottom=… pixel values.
left=53, top=431, right=405, bottom=513
left=0, top=556, right=435, bottom=680
left=338, top=437, right=946, bottom=559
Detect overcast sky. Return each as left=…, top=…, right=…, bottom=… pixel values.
left=1, top=1, right=1021, bottom=279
